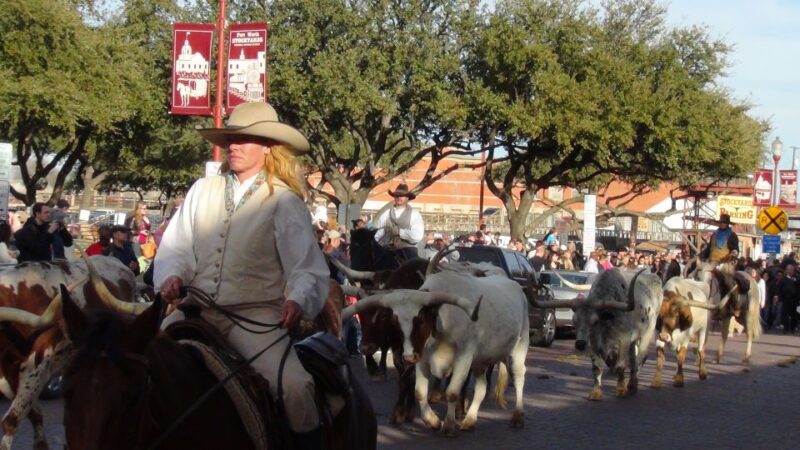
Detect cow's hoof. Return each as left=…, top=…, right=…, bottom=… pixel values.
left=422, top=412, right=441, bottom=430
left=672, top=375, right=685, bottom=387
left=742, top=358, right=750, bottom=367
left=715, top=356, right=722, bottom=364
left=615, top=384, right=628, bottom=397
left=509, top=410, right=524, bottom=429
left=441, top=418, right=458, bottom=437
left=699, top=371, right=708, bottom=381
left=627, top=381, right=638, bottom=394
left=588, top=388, right=603, bottom=401
left=650, top=378, right=663, bottom=389
left=460, top=417, right=477, bottom=431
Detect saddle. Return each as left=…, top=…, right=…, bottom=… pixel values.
left=165, top=303, right=361, bottom=450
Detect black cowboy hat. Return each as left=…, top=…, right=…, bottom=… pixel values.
left=388, top=183, right=416, bottom=200
left=718, top=213, right=732, bottom=225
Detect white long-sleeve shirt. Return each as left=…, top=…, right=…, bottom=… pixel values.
left=373, top=206, right=425, bottom=245
left=154, top=174, right=329, bottom=318
left=757, top=278, right=766, bottom=309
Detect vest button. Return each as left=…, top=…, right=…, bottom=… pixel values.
left=217, top=248, right=222, bottom=253
left=220, top=233, right=225, bottom=238
left=213, top=278, right=218, bottom=283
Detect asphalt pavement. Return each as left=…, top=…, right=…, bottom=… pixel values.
left=2, top=329, right=800, bottom=449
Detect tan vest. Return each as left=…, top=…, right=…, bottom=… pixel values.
left=188, top=175, right=292, bottom=306
left=709, top=236, right=731, bottom=263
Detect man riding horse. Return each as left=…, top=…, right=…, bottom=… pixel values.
left=155, top=101, right=331, bottom=449
left=699, top=213, right=739, bottom=266
left=373, top=183, right=425, bottom=262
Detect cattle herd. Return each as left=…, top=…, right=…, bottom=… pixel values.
left=0, top=248, right=763, bottom=448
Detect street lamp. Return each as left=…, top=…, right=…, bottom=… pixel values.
left=772, top=136, right=783, bottom=205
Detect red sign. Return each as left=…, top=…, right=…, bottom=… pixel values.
left=753, top=169, right=773, bottom=206
left=171, top=23, right=214, bottom=115
left=779, top=170, right=797, bottom=207
left=227, top=23, right=269, bottom=109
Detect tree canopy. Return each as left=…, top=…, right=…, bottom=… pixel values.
left=467, top=0, right=765, bottom=238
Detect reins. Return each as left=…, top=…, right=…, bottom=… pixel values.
left=146, top=288, right=293, bottom=450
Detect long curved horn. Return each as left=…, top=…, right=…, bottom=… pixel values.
left=679, top=299, right=720, bottom=311
left=327, top=255, right=375, bottom=281
left=600, top=268, right=645, bottom=311
left=553, top=271, right=592, bottom=291
left=527, top=272, right=580, bottom=309
left=0, top=278, right=86, bottom=327
left=81, top=250, right=150, bottom=315
left=426, top=244, right=456, bottom=276
left=340, top=285, right=368, bottom=299
left=414, top=291, right=481, bottom=321
left=341, top=291, right=396, bottom=321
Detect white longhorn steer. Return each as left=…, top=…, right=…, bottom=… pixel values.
left=652, top=277, right=721, bottom=388
left=342, top=262, right=529, bottom=436
left=537, top=268, right=661, bottom=400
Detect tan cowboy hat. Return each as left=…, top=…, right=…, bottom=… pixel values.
left=196, top=102, right=310, bottom=154
left=388, top=183, right=416, bottom=200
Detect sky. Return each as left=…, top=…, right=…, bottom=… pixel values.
left=665, top=0, right=800, bottom=171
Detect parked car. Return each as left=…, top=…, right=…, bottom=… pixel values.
left=454, top=246, right=557, bottom=347
left=539, top=270, right=599, bottom=331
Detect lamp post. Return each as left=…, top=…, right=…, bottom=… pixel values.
left=772, top=136, right=783, bottom=205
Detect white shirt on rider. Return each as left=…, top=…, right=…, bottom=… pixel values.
left=373, top=206, right=425, bottom=245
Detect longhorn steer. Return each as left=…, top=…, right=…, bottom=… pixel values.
left=343, top=262, right=529, bottom=436
left=0, top=256, right=147, bottom=450
left=540, top=269, right=661, bottom=400
left=331, top=256, right=427, bottom=424
left=652, top=277, right=720, bottom=388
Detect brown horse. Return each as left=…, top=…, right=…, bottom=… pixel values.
left=60, top=287, right=376, bottom=450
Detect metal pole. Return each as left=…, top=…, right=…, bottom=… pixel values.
left=212, top=0, right=227, bottom=162
left=478, top=149, right=486, bottom=226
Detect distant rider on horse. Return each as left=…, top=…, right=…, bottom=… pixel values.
left=699, top=213, right=739, bottom=264
left=155, top=102, right=330, bottom=449
left=373, top=183, right=425, bottom=261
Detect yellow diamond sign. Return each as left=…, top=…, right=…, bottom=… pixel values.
left=758, top=206, right=788, bottom=235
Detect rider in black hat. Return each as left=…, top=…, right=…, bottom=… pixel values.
left=699, top=213, right=739, bottom=263
left=373, top=183, right=424, bottom=261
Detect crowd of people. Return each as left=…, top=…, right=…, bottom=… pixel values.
left=0, top=199, right=176, bottom=281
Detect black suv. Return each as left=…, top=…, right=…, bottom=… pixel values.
left=454, top=246, right=556, bottom=347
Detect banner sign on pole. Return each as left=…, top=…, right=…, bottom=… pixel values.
left=779, top=170, right=797, bottom=207
left=171, top=23, right=215, bottom=115
left=763, top=235, right=781, bottom=254
left=753, top=169, right=773, bottom=206
left=716, top=195, right=756, bottom=225
left=583, top=194, right=596, bottom=255
left=226, top=23, right=268, bottom=109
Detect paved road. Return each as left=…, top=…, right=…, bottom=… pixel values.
left=3, top=330, right=800, bottom=449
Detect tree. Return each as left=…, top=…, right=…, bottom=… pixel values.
left=467, top=0, right=765, bottom=240
left=232, top=0, right=488, bottom=218
left=0, top=0, right=152, bottom=205
left=78, top=0, right=209, bottom=207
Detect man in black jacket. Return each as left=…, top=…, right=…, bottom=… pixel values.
left=14, top=202, right=73, bottom=262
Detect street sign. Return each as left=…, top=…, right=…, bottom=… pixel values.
left=758, top=206, right=788, bottom=235
left=763, top=235, right=781, bottom=254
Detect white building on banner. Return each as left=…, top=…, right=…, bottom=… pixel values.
left=228, top=49, right=265, bottom=103
left=174, top=34, right=210, bottom=103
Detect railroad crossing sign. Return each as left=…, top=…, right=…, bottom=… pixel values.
left=758, top=206, right=788, bottom=235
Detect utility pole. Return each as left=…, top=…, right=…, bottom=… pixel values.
left=212, top=0, right=227, bottom=162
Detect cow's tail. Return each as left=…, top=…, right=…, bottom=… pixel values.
left=494, top=362, right=509, bottom=409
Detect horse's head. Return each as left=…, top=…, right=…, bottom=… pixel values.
left=62, top=285, right=164, bottom=450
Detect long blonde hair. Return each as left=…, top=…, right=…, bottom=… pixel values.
left=220, top=141, right=305, bottom=198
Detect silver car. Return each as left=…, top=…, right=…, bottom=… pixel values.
left=539, top=270, right=598, bottom=330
